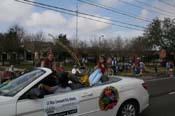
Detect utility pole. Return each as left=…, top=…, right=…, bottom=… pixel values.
left=76, top=1, right=79, bottom=42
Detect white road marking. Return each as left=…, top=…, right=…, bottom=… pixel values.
left=145, top=77, right=174, bottom=82
left=169, top=91, right=175, bottom=95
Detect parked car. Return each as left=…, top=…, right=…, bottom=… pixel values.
left=0, top=67, right=149, bottom=116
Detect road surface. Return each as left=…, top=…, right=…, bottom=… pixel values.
left=140, top=77, right=175, bottom=116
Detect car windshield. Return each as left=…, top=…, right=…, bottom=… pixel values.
left=0, top=69, right=45, bottom=97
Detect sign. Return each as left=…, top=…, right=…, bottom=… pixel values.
left=44, top=96, right=79, bottom=116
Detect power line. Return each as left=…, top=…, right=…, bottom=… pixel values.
left=78, top=11, right=146, bottom=29
left=118, top=0, right=175, bottom=18
left=78, top=0, right=152, bottom=23
left=158, top=0, right=175, bottom=8
left=23, top=0, right=146, bottom=29
left=17, top=0, right=146, bottom=29
left=15, top=0, right=144, bottom=31
left=133, top=0, right=174, bottom=15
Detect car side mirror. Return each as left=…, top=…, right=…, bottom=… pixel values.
left=27, top=88, right=44, bottom=99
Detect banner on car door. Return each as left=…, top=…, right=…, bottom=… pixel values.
left=44, top=96, right=79, bottom=116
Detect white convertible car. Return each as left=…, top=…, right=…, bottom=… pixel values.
left=0, top=68, right=149, bottom=116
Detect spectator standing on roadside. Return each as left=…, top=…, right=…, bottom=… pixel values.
left=139, top=61, right=145, bottom=75
left=8, top=65, right=16, bottom=79
left=112, top=57, right=117, bottom=75
left=34, top=52, right=40, bottom=67
left=166, top=61, right=170, bottom=76
left=8, top=65, right=14, bottom=72
left=154, top=64, right=158, bottom=75
left=169, top=61, right=174, bottom=77
left=107, top=56, right=113, bottom=75
left=135, top=64, right=140, bottom=76
left=135, top=57, right=140, bottom=67
left=132, top=63, right=136, bottom=76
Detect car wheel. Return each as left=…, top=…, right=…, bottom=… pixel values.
left=117, top=101, right=138, bottom=116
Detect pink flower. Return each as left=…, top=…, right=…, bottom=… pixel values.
left=104, top=102, right=117, bottom=111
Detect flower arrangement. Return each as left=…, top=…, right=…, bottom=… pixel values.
left=99, top=86, right=119, bottom=111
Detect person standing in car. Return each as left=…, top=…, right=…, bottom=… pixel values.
left=41, top=52, right=56, bottom=71
left=39, top=52, right=58, bottom=94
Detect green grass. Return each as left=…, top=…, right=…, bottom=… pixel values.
left=0, top=67, right=5, bottom=71
left=14, top=63, right=34, bottom=71
left=117, top=66, right=175, bottom=77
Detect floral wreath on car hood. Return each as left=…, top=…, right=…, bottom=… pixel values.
left=99, top=86, right=119, bottom=111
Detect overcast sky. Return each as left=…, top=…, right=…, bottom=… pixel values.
left=0, top=0, right=175, bottom=40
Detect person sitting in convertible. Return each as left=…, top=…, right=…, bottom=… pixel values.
left=72, top=65, right=81, bottom=75
left=89, top=55, right=107, bottom=86
left=39, top=72, right=71, bottom=94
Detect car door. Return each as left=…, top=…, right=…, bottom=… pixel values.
left=16, top=87, right=98, bottom=116
left=90, top=85, right=118, bottom=116
left=88, top=80, right=123, bottom=116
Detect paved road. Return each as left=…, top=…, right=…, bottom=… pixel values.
left=140, top=77, right=175, bottom=116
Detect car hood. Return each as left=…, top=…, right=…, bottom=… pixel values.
left=0, top=96, right=14, bottom=104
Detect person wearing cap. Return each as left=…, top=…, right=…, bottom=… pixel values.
left=72, top=65, right=81, bottom=75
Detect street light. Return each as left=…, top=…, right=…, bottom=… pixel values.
left=99, top=35, right=104, bottom=54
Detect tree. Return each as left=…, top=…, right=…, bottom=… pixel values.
left=70, top=38, right=88, bottom=57
left=130, top=37, right=147, bottom=56
left=0, top=33, right=5, bottom=65
left=89, top=38, right=101, bottom=57
left=32, top=31, right=47, bottom=55
left=110, top=36, right=124, bottom=56
left=144, top=18, right=175, bottom=60
left=0, top=33, right=4, bottom=53
left=2, top=25, right=25, bottom=64
left=53, top=34, right=72, bottom=61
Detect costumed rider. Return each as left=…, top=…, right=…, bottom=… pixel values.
left=39, top=52, right=81, bottom=93
left=39, top=72, right=71, bottom=94
left=89, top=55, right=107, bottom=86
left=39, top=52, right=58, bottom=94
left=72, top=65, right=81, bottom=75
